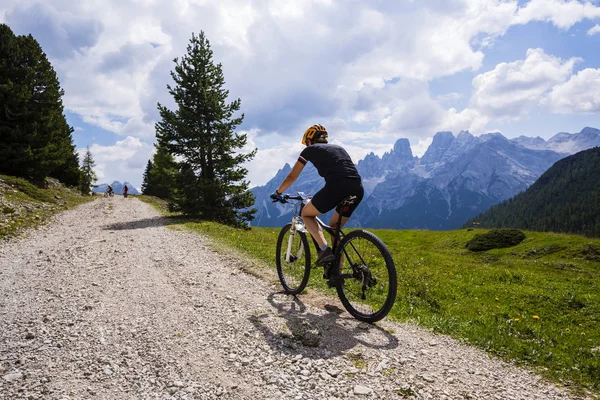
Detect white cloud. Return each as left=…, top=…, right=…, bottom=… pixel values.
left=439, top=107, right=489, bottom=134
left=545, top=68, right=600, bottom=113
left=5, top=0, right=599, bottom=142
left=471, top=48, right=579, bottom=119
left=3, top=0, right=600, bottom=187
left=588, top=24, right=600, bottom=35
left=83, top=137, right=154, bottom=188
left=514, top=0, right=600, bottom=30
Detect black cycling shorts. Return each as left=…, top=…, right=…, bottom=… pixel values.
left=311, top=180, right=364, bottom=217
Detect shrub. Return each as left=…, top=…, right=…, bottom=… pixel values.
left=466, top=229, right=526, bottom=252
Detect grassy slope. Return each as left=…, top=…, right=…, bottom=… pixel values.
left=139, top=196, right=600, bottom=397
left=0, top=174, right=94, bottom=240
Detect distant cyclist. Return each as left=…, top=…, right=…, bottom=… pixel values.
left=123, top=184, right=129, bottom=198
left=271, top=124, right=364, bottom=266
left=107, top=185, right=113, bottom=196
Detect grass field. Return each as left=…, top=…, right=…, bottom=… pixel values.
left=139, top=196, right=600, bottom=397
left=0, top=174, right=94, bottom=240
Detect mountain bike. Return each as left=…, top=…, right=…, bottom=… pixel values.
left=272, top=192, right=397, bottom=323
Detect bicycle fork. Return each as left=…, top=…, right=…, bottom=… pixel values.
left=285, top=216, right=305, bottom=262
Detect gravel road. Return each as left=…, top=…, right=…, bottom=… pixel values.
left=0, top=198, right=591, bottom=399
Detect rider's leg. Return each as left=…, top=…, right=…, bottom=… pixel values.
left=328, top=210, right=350, bottom=247
left=300, top=201, right=327, bottom=247
left=328, top=210, right=350, bottom=276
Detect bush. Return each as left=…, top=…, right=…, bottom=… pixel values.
left=466, top=229, right=526, bottom=252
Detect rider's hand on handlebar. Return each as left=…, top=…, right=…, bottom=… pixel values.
left=270, top=192, right=286, bottom=203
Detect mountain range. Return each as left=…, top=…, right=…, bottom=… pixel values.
left=466, top=146, right=600, bottom=238
left=93, top=181, right=140, bottom=195
left=250, top=127, right=600, bottom=229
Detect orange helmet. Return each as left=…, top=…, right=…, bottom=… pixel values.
left=301, top=124, right=328, bottom=145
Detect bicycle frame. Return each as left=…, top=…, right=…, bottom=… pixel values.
left=281, top=193, right=347, bottom=264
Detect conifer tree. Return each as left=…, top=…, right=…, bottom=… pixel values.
left=141, top=160, right=154, bottom=195
left=0, top=24, right=32, bottom=177
left=0, top=24, right=81, bottom=186
left=79, top=147, right=97, bottom=195
left=156, top=31, right=256, bottom=227
left=141, top=143, right=177, bottom=199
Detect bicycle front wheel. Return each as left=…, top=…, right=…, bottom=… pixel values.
left=334, top=230, right=397, bottom=323
left=275, top=223, right=311, bottom=295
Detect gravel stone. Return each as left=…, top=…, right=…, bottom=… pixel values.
left=354, top=384, right=373, bottom=395
left=3, top=371, right=23, bottom=382
left=0, top=198, right=591, bottom=400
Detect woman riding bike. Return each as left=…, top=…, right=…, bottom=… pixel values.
left=272, top=124, right=364, bottom=272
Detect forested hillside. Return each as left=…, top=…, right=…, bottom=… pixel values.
left=466, top=147, right=600, bottom=237
left=0, top=24, right=81, bottom=187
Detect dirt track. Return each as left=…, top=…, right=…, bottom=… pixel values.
left=0, top=197, right=590, bottom=399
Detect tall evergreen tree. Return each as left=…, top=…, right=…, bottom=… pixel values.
left=141, top=143, right=177, bottom=199
left=79, top=147, right=97, bottom=195
left=0, top=24, right=32, bottom=178
left=156, top=31, right=256, bottom=227
left=0, top=24, right=81, bottom=185
left=141, top=159, right=154, bottom=195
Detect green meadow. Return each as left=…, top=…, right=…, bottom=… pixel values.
left=140, top=196, right=600, bottom=396
left=0, top=175, right=93, bottom=239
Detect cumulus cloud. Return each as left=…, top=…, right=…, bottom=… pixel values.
left=3, top=0, right=599, bottom=142
left=514, top=0, right=600, bottom=30
left=545, top=68, right=600, bottom=113
left=3, top=0, right=600, bottom=187
left=471, top=48, right=579, bottom=119
left=4, top=3, right=103, bottom=59
left=82, top=137, right=154, bottom=189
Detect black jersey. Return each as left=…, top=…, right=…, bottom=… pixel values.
left=298, top=144, right=361, bottom=184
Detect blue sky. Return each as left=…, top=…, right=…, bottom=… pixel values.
left=2, top=0, right=600, bottom=189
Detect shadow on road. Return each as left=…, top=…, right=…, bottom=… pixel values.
left=102, top=216, right=185, bottom=231
left=249, top=292, right=398, bottom=359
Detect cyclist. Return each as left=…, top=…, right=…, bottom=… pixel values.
left=107, top=185, right=113, bottom=196
left=271, top=124, right=364, bottom=268
left=123, top=184, right=129, bottom=198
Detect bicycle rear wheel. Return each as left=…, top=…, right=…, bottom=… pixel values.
left=334, top=230, right=397, bottom=323
left=276, top=223, right=311, bottom=295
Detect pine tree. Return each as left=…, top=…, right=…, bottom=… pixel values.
left=141, top=159, right=154, bottom=195
left=156, top=31, right=256, bottom=227
left=79, top=147, right=97, bottom=195
left=0, top=24, right=32, bottom=177
left=141, top=143, right=177, bottom=199
left=0, top=24, right=81, bottom=186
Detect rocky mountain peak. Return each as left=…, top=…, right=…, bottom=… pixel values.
left=250, top=126, right=598, bottom=230
left=392, top=138, right=413, bottom=161
left=421, top=131, right=454, bottom=164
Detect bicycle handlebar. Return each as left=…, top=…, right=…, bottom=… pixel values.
left=270, top=193, right=308, bottom=203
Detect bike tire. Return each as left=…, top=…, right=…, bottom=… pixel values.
left=275, top=223, right=311, bottom=295
left=334, top=230, right=397, bottom=323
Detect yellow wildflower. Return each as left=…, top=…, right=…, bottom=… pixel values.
left=533, top=315, right=540, bottom=320
left=514, top=318, right=520, bottom=321
left=495, top=297, right=499, bottom=301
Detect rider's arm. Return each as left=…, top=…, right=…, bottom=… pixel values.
left=276, top=161, right=304, bottom=194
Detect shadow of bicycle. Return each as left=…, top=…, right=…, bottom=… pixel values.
left=102, top=215, right=184, bottom=231
left=249, top=292, right=398, bottom=360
